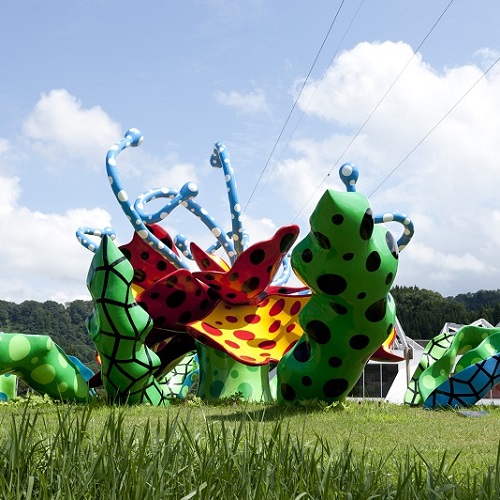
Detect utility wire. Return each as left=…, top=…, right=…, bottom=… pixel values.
left=243, top=0, right=346, bottom=215
left=247, top=0, right=366, bottom=213
left=291, top=0, right=455, bottom=222
left=369, top=52, right=500, bottom=197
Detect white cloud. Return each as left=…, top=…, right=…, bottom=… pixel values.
left=0, top=172, right=113, bottom=303
left=22, top=89, right=122, bottom=172
left=215, top=88, right=270, bottom=114
left=272, top=40, right=500, bottom=296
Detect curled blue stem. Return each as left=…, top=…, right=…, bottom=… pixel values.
left=106, top=129, right=188, bottom=269
left=211, top=142, right=245, bottom=256
left=374, top=212, right=414, bottom=251
left=76, top=226, right=116, bottom=253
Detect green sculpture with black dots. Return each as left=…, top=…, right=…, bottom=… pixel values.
left=277, top=163, right=413, bottom=404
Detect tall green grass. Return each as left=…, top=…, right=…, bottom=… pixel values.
left=1, top=400, right=500, bottom=498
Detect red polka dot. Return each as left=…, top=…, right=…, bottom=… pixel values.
left=224, top=305, right=232, bottom=310
left=225, top=339, right=240, bottom=349
left=258, top=340, right=276, bottom=350
left=202, top=322, right=223, bottom=336
left=259, top=353, right=271, bottom=358
left=225, top=316, right=238, bottom=323
left=286, top=324, right=296, bottom=333
left=289, top=300, right=302, bottom=316
left=244, top=314, right=260, bottom=324
left=233, top=329, right=255, bottom=341
left=260, top=297, right=270, bottom=307
left=241, top=355, right=256, bottom=362
left=269, top=298, right=285, bottom=316
left=269, top=320, right=281, bottom=333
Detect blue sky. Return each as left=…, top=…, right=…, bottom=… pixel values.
left=1, top=0, right=500, bottom=303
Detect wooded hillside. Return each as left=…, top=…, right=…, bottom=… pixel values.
left=1, top=287, right=500, bottom=367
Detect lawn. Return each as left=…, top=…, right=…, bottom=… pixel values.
left=1, top=397, right=500, bottom=498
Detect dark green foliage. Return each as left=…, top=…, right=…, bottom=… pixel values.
left=0, top=299, right=95, bottom=367
left=392, top=286, right=500, bottom=340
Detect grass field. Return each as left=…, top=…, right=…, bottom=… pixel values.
left=1, top=397, right=500, bottom=498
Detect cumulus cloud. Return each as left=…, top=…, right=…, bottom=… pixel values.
left=215, top=88, right=270, bottom=114
left=23, top=89, right=122, bottom=171
left=272, top=40, right=500, bottom=296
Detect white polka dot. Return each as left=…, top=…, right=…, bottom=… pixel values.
left=201, top=208, right=208, bottom=215
left=233, top=234, right=239, bottom=241
left=225, top=174, right=231, bottom=182
left=108, top=158, right=117, bottom=166
left=138, top=230, right=148, bottom=239
left=383, top=213, right=394, bottom=222
left=117, top=190, right=128, bottom=202
left=157, top=241, right=165, bottom=249
left=108, top=176, right=114, bottom=184
left=181, top=201, right=188, bottom=207
left=212, top=228, right=222, bottom=237
left=341, top=165, right=353, bottom=176
left=234, top=204, right=241, bottom=213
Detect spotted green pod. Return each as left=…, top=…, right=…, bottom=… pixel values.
left=0, top=333, right=90, bottom=402
left=277, top=188, right=399, bottom=404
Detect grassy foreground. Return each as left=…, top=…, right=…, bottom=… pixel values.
left=1, top=398, right=500, bottom=499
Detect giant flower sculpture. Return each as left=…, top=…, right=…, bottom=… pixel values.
left=78, top=130, right=310, bottom=402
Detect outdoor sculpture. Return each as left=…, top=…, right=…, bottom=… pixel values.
left=0, top=129, right=415, bottom=406
left=405, top=324, right=500, bottom=408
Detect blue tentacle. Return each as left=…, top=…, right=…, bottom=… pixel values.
left=210, top=142, right=245, bottom=256
left=106, top=129, right=188, bottom=269
left=76, top=226, right=116, bottom=253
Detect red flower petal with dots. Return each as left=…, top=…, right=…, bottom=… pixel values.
left=190, top=242, right=230, bottom=272
left=136, top=269, right=219, bottom=333
left=119, top=223, right=180, bottom=289
left=192, top=225, right=300, bottom=305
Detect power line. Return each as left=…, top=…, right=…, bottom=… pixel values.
left=243, top=0, right=346, bottom=215
left=369, top=52, right=500, bottom=197
left=291, top=0, right=456, bottom=222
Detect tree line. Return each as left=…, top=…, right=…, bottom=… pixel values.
left=1, top=287, right=500, bottom=366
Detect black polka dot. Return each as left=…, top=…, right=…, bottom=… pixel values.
left=137, top=301, right=147, bottom=312
left=166, top=290, right=186, bottom=308
left=155, top=316, right=165, bottom=325
left=201, top=258, right=211, bottom=269
left=226, top=292, right=237, bottom=299
left=204, top=273, right=215, bottom=281
left=293, top=341, right=311, bottom=362
left=366, top=251, right=381, bottom=272
left=266, top=265, right=273, bottom=273
left=349, top=334, right=370, bottom=350
left=357, top=292, right=366, bottom=300
left=328, top=356, right=343, bottom=368
left=150, top=292, right=159, bottom=300
left=166, top=276, right=178, bottom=287
left=121, top=248, right=132, bottom=260
left=386, top=232, right=399, bottom=259
left=301, top=376, right=312, bottom=387
left=250, top=249, right=265, bottom=265
left=317, top=274, right=347, bottom=295
left=330, top=303, right=347, bottom=315
left=160, top=236, right=175, bottom=250
left=305, top=320, right=331, bottom=344
left=178, top=311, right=192, bottom=324
left=323, top=378, right=349, bottom=399
left=387, top=323, right=394, bottom=335
left=385, top=273, right=393, bottom=285
left=343, top=253, right=354, bottom=261
left=141, top=252, right=149, bottom=260
left=209, top=283, right=222, bottom=291
left=280, top=232, right=296, bottom=253
left=365, top=298, right=387, bottom=322
left=228, top=272, right=239, bottom=282
left=301, top=249, right=313, bottom=263
left=199, top=299, right=210, bottom=310
left=157, top=261, right=167, bottom=271
left=242, top=277, right=260, bottom=293
left=331, top=214, right=344, bottom=225
left=133, top=269, right=147, bottom=283
left=195, top=289, right=202, bottom=297
left=360, top=208, right=374, bottom=241
left=207, top=288, right=220, bottom=301
left=280, top=383, right=296, bottom=401
left=314, top=231, right=331, bottom=249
